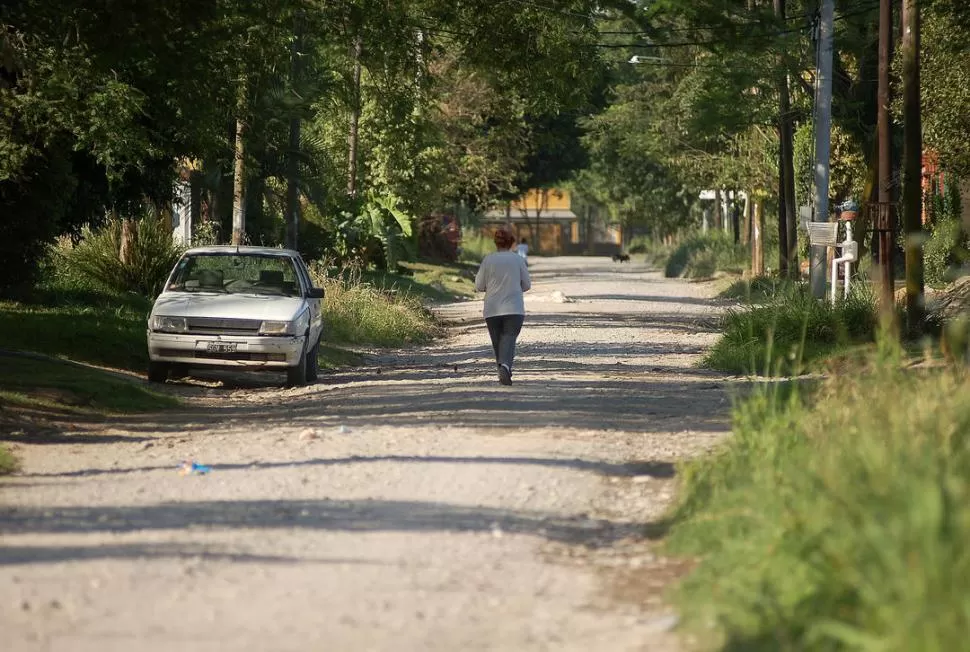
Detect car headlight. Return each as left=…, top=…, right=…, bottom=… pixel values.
left=151, top=315, right=188, bottom=333
left=259, top=320, right=296, bottom=335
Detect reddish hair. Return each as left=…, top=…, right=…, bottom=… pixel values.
left=493, top=228, right=516, bottom=249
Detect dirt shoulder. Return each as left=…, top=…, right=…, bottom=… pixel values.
left=1, top=256, right=736, bottom=652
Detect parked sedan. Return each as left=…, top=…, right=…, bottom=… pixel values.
left=147, top=246, right=324, bottom=386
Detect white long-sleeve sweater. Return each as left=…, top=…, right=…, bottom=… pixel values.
left=475, top=251, right=531, bottom=318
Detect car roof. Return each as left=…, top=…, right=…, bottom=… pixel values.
left=183, top=245, right=301, bottom=258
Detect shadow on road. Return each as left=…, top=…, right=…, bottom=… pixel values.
left=0, top=497, right=672, bottom=564
left=16, top=454, right=676, bottom=481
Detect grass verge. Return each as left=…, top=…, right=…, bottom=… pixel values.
left=363, top=260, right=477, bottom=301
left=667, top=353, right=970, bottom=650
left=0, top=288, right=151, bottom=372
left=0, top=445, right=18, bottom=474
left=0, top=354, right=178, bottom=414
left=706, top=283, right=879, bottom=375
left=718, top=276, right=799, bottom=303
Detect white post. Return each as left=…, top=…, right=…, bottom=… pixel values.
left=830, top=250, right=839, bottom=304
left=844, top=222, right=854, bottom=299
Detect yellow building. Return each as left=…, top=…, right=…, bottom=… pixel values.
left=482, top=188, right=621, bottom=255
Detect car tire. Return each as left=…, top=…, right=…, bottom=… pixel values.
left=286, top=344, right=308, bottom=387
left=306, top=339, right=320, bottom=383
left=169, top=363, right=190, bottom=380
left=147, top=360, right=170, bottom=383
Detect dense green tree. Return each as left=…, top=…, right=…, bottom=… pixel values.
left=921, top=0, right=970, bottom=176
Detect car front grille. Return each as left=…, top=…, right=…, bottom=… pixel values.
left=185, top=317, right=262, bottom=335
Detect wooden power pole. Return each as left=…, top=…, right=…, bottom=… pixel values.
left=876, top=0, right=894, bottom=310
left=902, top=0, right=925, bottom=330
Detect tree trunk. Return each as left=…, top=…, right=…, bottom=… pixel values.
left=532, top=190, right=546, bottom=255
left=731, top=193, right=741, bottom=244
left=347, top=34, right=363, bottom=198
left=775, top=0, right=798, bottom=278
left=285, top=14, right=303, bottom=250
left=120, top=214, right=135, bottom=266
left=902, top=0, right=924, bottom=330
left=231, top=83, right=247, bottom=246
left=713, top=190, right=723, bottom=231
left=752, top=199, right=765, bottom=276
left=741, top=192, right=752, bottom=246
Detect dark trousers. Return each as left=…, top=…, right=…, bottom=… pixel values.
left=485, top=314, right=524, bottom=369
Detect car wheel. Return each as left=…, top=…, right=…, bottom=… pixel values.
left=286, top=345, right=308, bottom=387
left=147, top=360, right=170, bottom=383
left=306, top=339, right=320, bottom=383
left=169, top=363, right=190, bottom=380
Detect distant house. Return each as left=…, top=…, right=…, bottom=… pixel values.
left=482, top=188, right=622, bottom=255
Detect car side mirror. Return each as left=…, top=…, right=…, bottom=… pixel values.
left=307, top=287, right=325, bottom=299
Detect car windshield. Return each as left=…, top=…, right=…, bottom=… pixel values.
left=166, top=253, right=302, bottom=297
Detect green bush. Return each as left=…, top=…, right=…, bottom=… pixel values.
left=665, top=232, right=748, bottom=279
left=60, top=215, right=185, bottom=298
left=668, top=362, right=970, bottom=651
left=706, top=283, right=878, bottom=375
left=925, top=182, right=967, bottom=288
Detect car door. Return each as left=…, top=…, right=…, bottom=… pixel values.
left=294, top=255, right=323, bottom=345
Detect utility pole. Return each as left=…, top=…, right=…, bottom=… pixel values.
left=902, top=0, right=924, bottom=330
left=877, top=0, right=894, bottom=310
left=810, top=0, right=835, bottom=298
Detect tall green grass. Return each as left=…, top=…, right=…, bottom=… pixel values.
left=665, top=232, right=748, bottom=279
left=0, top=445, right=18, bottom=475
left=668, top=359, right=970, bottom=651
left=707, top=283, right=878, bottom=375
left=310, top=264, right=440, bottom=346
left=719, top=276, right=798, bottom=303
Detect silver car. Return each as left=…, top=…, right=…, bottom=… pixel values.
left=147, top=246, right=324, bottom=386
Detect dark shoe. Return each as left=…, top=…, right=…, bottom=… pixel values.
left=498, top=364, right=512, bottom=386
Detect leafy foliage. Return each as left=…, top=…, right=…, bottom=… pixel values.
left=924, top=180, right=968, bottom=288
left=922, top=1, right=970, bottom=175
left=60, top=216, right=185, bottom=298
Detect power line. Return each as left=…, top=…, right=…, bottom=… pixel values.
left=404, top=2, right=880, bottom=55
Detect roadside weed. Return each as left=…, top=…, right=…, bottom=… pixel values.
left=706, top=283, right=878, bottom=375
left=668, top=357, right=970, bottom=650
left=310, top=263, right=440, bottom=347
left=0, top=445, right=18, bottom=475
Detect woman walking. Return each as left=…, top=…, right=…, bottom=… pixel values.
left=475, top=228, right=531, bottom=385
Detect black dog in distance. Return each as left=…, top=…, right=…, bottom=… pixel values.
left=612, top=253, right=630, bottom=263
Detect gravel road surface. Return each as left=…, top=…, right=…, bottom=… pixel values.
left=1, top=256, right=734, bottom=652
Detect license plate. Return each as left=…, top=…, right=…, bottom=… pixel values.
left=205, top=342, right=239, bottom=353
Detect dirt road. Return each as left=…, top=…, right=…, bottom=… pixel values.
left=1, top=257, right=733, bottom=652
